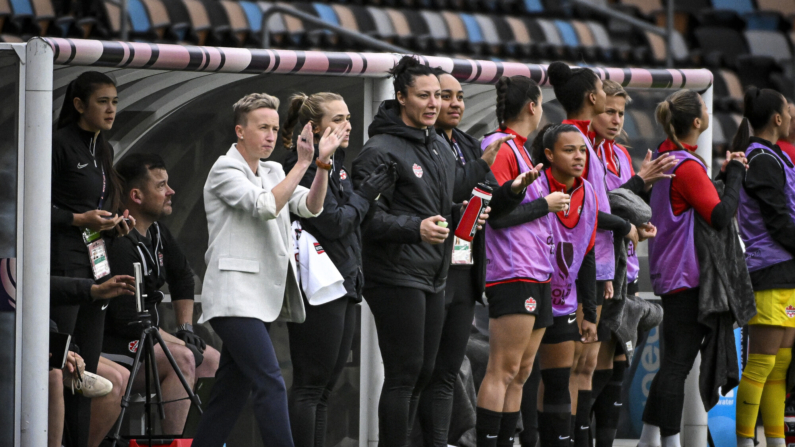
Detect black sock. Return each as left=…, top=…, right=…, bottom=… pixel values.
left=570, top=415, right=576, bottom=445
left=539, top=368, right=572, bottom=447
left=594, top=361, right=627, bottom=447
left=497, top=411, right=520, bottom=446
left=590, top=369, right=612, bottom=408
left=477, top=407, right=503, bottom=447
left=575, top=390, right=592, bottom=447
left=520, top=366, right=542, bottom=447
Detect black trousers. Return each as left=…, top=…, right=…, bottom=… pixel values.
left=418, top=267, right=477, bottom=446
left=192, top=317, right=293, bottom=447
left=287, top=296, right=357, bottom=447
left=365, top=285, right=446, bottom=447
left=51, top=267, right=106, bottom=447
left=642, top=288, right=708, bottom=437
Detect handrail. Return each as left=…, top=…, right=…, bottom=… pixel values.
left=261, top=4, right=411, bottom=54
left=572, top=0, right=675, bottom=67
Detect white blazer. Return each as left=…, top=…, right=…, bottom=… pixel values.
left=199, top=144, right=321, bottom=324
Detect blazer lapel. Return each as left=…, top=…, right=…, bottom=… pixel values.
left=227, top=144, right=271, bottom=182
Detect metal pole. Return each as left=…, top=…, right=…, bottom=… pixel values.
left=680, top=84, right=714, bottom=447
left=666, top=0, right=674, bottom=68
left=259, top=4, right=409, bottom=53
left=120, top=0, right=129, bottom=42
left=20, top=37, right=53, bottom=447
left=572, top=0, right=669, bottom=36
left=358, top=77, right=392, bottom=447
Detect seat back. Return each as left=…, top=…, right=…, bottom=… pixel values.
left=474, top=14, right=500, bottom=45
left=9, top=0, right=32, bottom=17
left=368, top=6, right=395, bottom=38
left=349, top=5, right=376, bottom=34
left=694, top=26, right=748, bottom=59
left=239, top=0, right=261, bottom=32
left=420, top=10, right=448, bottom=40
left=385, top=8, right=410, bottom=37
left=620, top=0, right=662, bottom=16
left=719, top=69, right=744, bottom=100
left=259, top=2, right=287, bottom=34
left=536, top=18, right=562, bottom=45
left=313, top=2, right=339, bottom=26
left=553, top=19, right=578, bottom=47
left=30, top=0, right=53, bottom=20
left=103, top=0, right=121, bottom=33
left=644, top=30, right=667, bottom=63
left=586, top=21, right=611, bottom=49
left=522, top=0, right=543, bottom=13
left=221, top=0, right=248, bottom=33
left=711, top=0, right=754, bottom=15
left=332, top=4, right=357, bottom=32
left=128, top=0, right=152, bottom=33
left=182, top=0, right=210, bottom=31
left=460, top=13, right=483, bottom=43
left=442, top=11, right=466, bottom=41
left=745, top=30, right=793, bottom=63
left=756, top=0, right=795, bottom=16
left=571, top=20, right=594, bottom=47
left=142, top=0, right=170, bottom=30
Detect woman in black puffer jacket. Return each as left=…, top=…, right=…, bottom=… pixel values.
left=352, top=56, right=485, bottom=447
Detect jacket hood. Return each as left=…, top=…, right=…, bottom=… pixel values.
left=368, top=99, right=434, bottom=145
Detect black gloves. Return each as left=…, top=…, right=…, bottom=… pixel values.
left=176, top=329, right=206, bottom=367
left=358, top=163, right=398, bottom=202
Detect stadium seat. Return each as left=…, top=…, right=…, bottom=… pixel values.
left=402, top=10, right=433, bottom=53
left=384, top=8, right=425, bottom=52
left=221, top=0, right=249, bottom=46
left=756, top=0, right=795, bottom=18
left=711, top=0, right=754, bottom=15
left=420, top=10, right=451, bottom=53
left=7, top=0, right=32, bottom=33
left=99, top=0, right=124, bottom=37
left=160, top=0, right=190, bottom=41
left=643, top=29, right=690, bottom=66
left=441, top=10, right=468, bottom=53
left=0, top=0, right=10, bottom=32
left=735, top=54, right=783, bottom=90
left=475, top=14, right=505, bottom=56
left=693, top=26, right=748, bottom=67
left=180, top=0, right=212, bottom=45
left=553, top=19, right=588, bottom=61
left=618, top=0, right=662, bottom=19
left=501, top=16, right=532, bottom=57
left=141, top=0, right=172, bottom=40
left=367, top=6, right=396, bottom=42
left=519, top=0, right=543, bottom=14
left=536, top=18, right=566, bottom=59
left=258, top=2, right=290, bottom=47
left=744, top=30, right=793, bottom=64
left=459, top=13, right=485, bottom=56
left=586, top=20, right=621, bottom=62
left=239, top=0, right=262, bottom=43
left=347, top=4, right=378, bottom=37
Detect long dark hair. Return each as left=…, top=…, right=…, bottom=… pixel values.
left=547, top=61, right=600, bottom=115
left=389, top=55, right=436, bottom=98
left=58, top=71, right=122, bottom=212
left=495, top=75, right=541, bottom=131
left=731, top=86, right=786, bottom=153
left=655, top=89, right=703, bottom=150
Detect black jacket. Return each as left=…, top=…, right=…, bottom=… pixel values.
left=284, top=146, right=372, bottom=302
left=352, top=100, right=465, bottom=293
left=50, top=123, right=115, bottom=274
left=440, top=128, right=524, bottom=297
left=743, top=137, right=795, bottom=290
left=105, top=222, right=195, bottom=338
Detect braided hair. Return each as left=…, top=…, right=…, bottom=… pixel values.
left=495, top=75, right=541, bottom=131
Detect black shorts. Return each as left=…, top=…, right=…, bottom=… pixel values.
left=541, top=312, right=580, bottom=344
left=596, top=280, right=607, bottom=306
left=485, top=281, right=553, bottom=328
left=100, top=333, right=141, bottom=371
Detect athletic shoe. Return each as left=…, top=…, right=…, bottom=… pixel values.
left=64, top=370, right=113, bottom=398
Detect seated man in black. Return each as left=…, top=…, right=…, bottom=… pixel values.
left=101, top=153, right=220, bottom=435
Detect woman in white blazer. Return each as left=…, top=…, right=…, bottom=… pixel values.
left=192, top=92, right=346, bottom=447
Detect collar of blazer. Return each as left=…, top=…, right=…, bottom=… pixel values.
left=227, top=143, right=272, bottom=179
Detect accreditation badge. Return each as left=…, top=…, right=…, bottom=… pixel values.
left=82, top=228, right=111, bottom=280
left=451, top=236, right=473, bottom=265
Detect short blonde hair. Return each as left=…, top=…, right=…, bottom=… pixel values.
left=602, top=79, right=632, bottom=104
left=233, top=93, right=280, bottom=126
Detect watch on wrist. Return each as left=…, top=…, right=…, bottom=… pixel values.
left=177, top=323, right=194, bottom=333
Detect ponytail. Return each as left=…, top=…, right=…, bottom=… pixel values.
left=493, top=75, right=541, bottom=131
left=547, top=61, right=599, bottom=115
left=280, top=91, right=345, bottom=150
left=281, top=93, right=309, bottom=150
left=655, top=90, right=703, bottom=150
left=731, top=86, right=786, bottom=153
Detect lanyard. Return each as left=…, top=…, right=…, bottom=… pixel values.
left=97, top=166, right=106, bottom=210
left=451, top=137, right=466, bottom=165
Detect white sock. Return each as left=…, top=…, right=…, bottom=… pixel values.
left=767, top=437, right=786, bottom=446
left=660, top=434, right=681, bottom=447
left=736, top=436, right=754, bottom=447
left=638, top=423, right=661, bottom=446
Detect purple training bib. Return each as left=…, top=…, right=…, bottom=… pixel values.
left=579, top=128, right=615, bottom=282
left=600, top=142, right=640, bottom=283
left=483, top=132, right=554, bottom=285
left=648, top=150, right=705, bottom=295
left=539, top=173, right=599, bottom=317
left=738, top=142, right=795, bottom=272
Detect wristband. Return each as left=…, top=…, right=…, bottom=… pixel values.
left=315, top=159, right=332, bottom=171
left=176, top=323, right=194, bottom=333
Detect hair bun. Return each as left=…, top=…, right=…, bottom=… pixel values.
left=547, top=62, right=572, bottom=87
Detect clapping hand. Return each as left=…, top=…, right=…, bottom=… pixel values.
left=317, top=121, right=351, bottom=163
left=638, top=150, right=677, bottom=191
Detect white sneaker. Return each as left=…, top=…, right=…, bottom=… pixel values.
left=64, top=371, right=113, bottom=398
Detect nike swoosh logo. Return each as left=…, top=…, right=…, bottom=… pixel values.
left=559, top=436, right=570, bottom=440
left=486, top=435, right=497, bottom=439
left=614, top=402, right=622, bottom=406
left=101, top=303, right=109, bottom=310
left=568, top=317, right=577, bottom=324
left=580, top=426, right=589, bottom=430
left=77, top=162, right=88, bottom=169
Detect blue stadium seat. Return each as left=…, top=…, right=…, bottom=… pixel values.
left=711, top=0, right=754, bottom=15
left=240, top=1, right=262, bottom=33
left=128, top=0, right=152, bottom=34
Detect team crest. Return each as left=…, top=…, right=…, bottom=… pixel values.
left=129, top=340, right=139, bottom=353
left=413, top=163, right=423, bottom=178
left=786, top=305, right=795, bottom=318
left=525, top=297, right=537, bottom=312
left=340, top=169, right=347, bottom=180
left=313, top=242, right=325, bottom=255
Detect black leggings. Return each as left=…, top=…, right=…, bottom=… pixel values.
left=642, top=288, right=708, bottom=437
left=287, top=296, right=357, bottom=447
left=50, top=267, right=107, bottom=447
left=418, top=268, right=477, bottom=446
left=365, top=285, right=446, bottom=447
